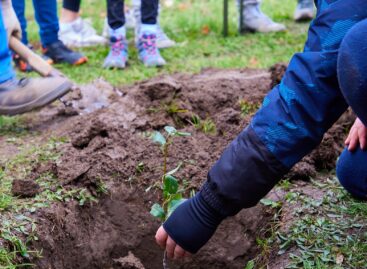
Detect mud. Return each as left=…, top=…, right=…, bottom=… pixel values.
left=11, top=179, right=40, bottom=198
left=11, top=67, right=354, bottom=269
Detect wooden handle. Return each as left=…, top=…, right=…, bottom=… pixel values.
left=9, top=37, right=54, bottom=77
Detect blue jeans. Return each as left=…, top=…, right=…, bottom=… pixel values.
left=0, top=10, right=15, bottom=84
left=12, top=0, right=59, bottom=46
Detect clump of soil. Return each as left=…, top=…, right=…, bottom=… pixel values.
left=14, top=68, right=354, bottom=269
left=11, top=179, right=40, bottom=198
left=113, top=252, right=145, bottom=269
left=269, top=62, right=287, bottom=88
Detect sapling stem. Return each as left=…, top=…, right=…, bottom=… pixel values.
left=149, top=126, right=191, bottom=269
left=163, top=250, right=169, bottom=269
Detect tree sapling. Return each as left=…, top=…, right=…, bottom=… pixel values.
left=149, top=126, right=191, bottom=269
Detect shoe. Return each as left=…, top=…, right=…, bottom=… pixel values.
left=12, top=45, right=53, bottom=73
left=294, top=0, right=314, bottom=22
left=59, top=18, right=107, bottom=48
left=137, top=30, right=166, bottom=67
left=103, top=35, right=128, bottom=69
left=156, top=24, right=176, bottom=49
left=240, top=3, right=286, bottom=33
left=0, top=77, right=72, bottom=116
left=135, top=23, right=176, bottom=49
left=43, top=40, right=88, bottom=65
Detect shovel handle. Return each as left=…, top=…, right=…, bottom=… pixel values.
left=9, top=37, right=58, bottom=77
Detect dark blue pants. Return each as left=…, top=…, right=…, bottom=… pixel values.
left=0, top=10, right=15, bottom=83
left=63, top=0, right=81, bottom=12
left=12, top=0, right=59, bottom=46
left=107, top=0, right=158, bottom=30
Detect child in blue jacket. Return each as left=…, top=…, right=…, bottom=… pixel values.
left=155, top=0, right=367, bottom=258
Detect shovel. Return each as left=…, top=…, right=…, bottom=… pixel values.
left=9, top=36, right=67, bottom=79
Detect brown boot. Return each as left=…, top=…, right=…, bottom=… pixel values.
left=0, top=77, right=72, bottom=116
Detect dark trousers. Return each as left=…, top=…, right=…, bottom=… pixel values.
left=107, top=0, right=158, bottom=30
left=63, top=0, right=82, bottom=12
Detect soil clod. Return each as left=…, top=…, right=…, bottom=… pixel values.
left=11, top=179, right=41, bottom=198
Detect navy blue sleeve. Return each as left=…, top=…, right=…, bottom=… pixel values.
left=163, top=0, right=367, bottom=254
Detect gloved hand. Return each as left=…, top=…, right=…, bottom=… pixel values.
left=156, top=192, right=225, bottom=256
left=0, top=0, right=21, bottom=41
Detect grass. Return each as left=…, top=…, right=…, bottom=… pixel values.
left=22, top=0, right=308, bottom=86
left=5, top=1, right=366, bottom=268
left=0, top=137, right=101, bottom=267
left=251, top=176, right=367, bottom=269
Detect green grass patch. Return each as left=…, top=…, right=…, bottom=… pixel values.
left=251, top=176, right=367, bottom=269
left=23, top=0, right=308, bottom=86
left=0, top=136, right=103, bottom=267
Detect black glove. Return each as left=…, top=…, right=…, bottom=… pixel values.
left=163, top=191, right=224, bottom=253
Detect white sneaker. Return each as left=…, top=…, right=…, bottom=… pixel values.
left=59, top=18, right=107, bottom=48
left=156, top=24, right=176, bottom=49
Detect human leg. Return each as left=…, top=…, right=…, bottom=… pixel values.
left=336, top=148, right=367, bottom=200
left=11, top=0, right=28, bottom=44
left=132, top=0, right=175, bottom=49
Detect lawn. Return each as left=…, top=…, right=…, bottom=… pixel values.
left=23, top=0, right=309, bottom=85
left=0, top=1, right=366, bottom=269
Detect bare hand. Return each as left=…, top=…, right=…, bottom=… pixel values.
left=345, top=118, right=367, bottom=152
left=0, top=0, right=22, bottom=40
left=155, top=226, right=192, bottom=260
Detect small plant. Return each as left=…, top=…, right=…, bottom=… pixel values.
left=190, top=114, right=217, bottom=135
left=149, top=126, right=191, bottom=269
left=239, top=99, right=260, bottom=116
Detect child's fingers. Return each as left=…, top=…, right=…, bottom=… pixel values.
left=155, top=226, right=168, bottom=249
left=348, top=135, right=358, bottom=152
left=345, top=127, right=355, bottom=145
left=173, top=245, right=186, bottom=259
left=166, top=237, right=176, bottom=259
left=358, top=129, right=367, bottom=150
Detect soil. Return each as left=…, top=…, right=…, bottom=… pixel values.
left=2, top=66, right=355, bottom=269
left=11, top=179, right=41, bottom=198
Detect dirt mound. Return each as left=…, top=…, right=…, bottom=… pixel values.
left=24, top=68, right=354, bottom=269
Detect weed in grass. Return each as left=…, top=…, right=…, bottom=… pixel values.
left=0, top=136, right=101, bottom=266
left=0, top=116, right=28, bottom=136
left=190, top=114, right=217, bottom=135
left=239, top=99, right=260, bottom=117
left=277, top=178, right=367, bottom=269
left=149, top=126, right=191, bottom=269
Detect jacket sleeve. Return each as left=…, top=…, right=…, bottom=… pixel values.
left=164, top=0, right=367, bottom=253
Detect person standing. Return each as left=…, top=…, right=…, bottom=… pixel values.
left=103, top=0, right=166, bottom=69
left=11, top=0, right=87, bottom=72
left=0, top=0, right=72, bottom=115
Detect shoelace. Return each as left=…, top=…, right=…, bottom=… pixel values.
left=140, top=34, right=157, bottom=56
left=110, top=37, right=126, bottom=57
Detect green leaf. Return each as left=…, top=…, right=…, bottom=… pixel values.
left=260, top=198, right=282, bottom=208
left=150, top=203, right=165, bottom=220
left=166, top=162, right=182, bottom=176
left=244, top=260, right=255, bottom=269
left=151, top=131, right=166, bottom=146
left=164, top=126, right=177, bottom=135
left=164, top=175, right=179, bottom=194
left=176, top=131, right=191, bottom=137
left=167, top=198, right=187, bottom=217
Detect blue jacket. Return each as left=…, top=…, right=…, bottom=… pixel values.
left=164, top=0, right=367, bottom=253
